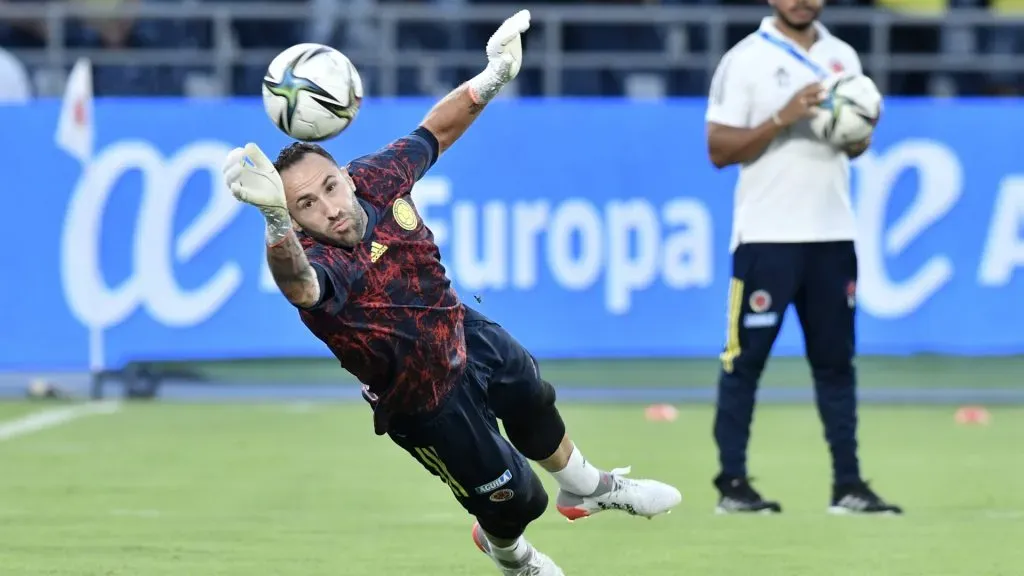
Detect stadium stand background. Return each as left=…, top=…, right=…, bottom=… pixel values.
left=1, top=0, right=1023, bottom=99
left=3, top=1, right=1023, bottom=402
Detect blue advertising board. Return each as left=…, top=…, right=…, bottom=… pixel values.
left=1, top=98, right=1023, bottom=371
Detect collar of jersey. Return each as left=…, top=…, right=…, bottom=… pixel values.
left=358, top=197, right=377, bottom=242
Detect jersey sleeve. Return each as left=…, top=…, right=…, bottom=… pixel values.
left=706, top=51, right=753, bottom=128
left=347, top=126, right=440, bottom=207
left=304, top=245, right=352, bottom=310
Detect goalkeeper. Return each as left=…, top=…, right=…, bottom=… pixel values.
left=222, top=10, right=680, bottom=576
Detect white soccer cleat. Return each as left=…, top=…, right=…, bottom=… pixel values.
left=555, top=466, right=682, bottom=521
left=471, top=522, right=565, bottom=576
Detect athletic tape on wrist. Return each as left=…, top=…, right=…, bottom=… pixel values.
left=262, top=207, right=293, bottom=246
left=467, top=66, right=506, bottom=105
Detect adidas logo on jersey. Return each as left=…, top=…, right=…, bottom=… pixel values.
left=370, top=241, right=388, bottom=263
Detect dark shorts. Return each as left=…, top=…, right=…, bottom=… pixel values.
left=385, top=306, right=546, bottom=518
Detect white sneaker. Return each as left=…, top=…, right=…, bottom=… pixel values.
left=471, top=522, right=565, bottom=576
left=555, top=466, right=682, bottom=521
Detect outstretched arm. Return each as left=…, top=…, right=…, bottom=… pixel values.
left=420, top=87, right=484, bottom=155
left=347, top=10, right=532, bottom=206
left=421, top=9, right=531, bottom=153
left=265, top=219, right=321, bottom=309
left=223, top=143, right=323, bottom=309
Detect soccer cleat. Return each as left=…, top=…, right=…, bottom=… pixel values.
left=555, top=466, right=682, bottom=521
left=713, top=475, right=782, bottom=514
left=471, top=522, right=565, bottom=576
left=828, top=481, right=903, bottom=515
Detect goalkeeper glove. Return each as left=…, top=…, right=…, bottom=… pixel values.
left=467, top=9, right=531, bottom=104
left=222, top=143, right=292, bottom=244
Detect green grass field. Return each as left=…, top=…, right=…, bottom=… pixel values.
left=158, top=355, right=1024, bottom=388
left=1, top=402, right=1022, bottom=575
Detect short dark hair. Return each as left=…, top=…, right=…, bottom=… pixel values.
left=274, top=142, right=338, bottom=173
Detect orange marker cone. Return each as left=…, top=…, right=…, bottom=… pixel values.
left=954, top=405, right=991, bottom=426
left=645, top=404, right=679, bottom=422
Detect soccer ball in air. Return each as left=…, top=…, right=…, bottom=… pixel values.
left=262, top=43, right=364, bottom=142
left=810, top=73, right=882, bottom=147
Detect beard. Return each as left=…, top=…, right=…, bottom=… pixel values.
left=776, top=7, right=820, bottom=30
left=300, top=209, right=367, bottom=249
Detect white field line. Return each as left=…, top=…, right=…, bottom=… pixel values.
left=0, top=401, right=121, bottom=441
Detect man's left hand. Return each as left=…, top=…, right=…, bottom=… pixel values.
left=484, top=9, right=531, bottom=83
left=467, top=9, right=531, bottom=104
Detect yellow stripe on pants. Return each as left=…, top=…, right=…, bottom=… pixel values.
left=720, top=278, right=744, bottom=373
left=415, top=446, right=469, bottom=498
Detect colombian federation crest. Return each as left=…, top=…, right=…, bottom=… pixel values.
left=392, top=198, right=418, bottom=231
left=749, top=290, right=772, bottom=313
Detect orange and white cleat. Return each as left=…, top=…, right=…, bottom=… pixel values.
left=555, top=466, right=682, bottom=521
left=471, top=522, right=565, bottom=576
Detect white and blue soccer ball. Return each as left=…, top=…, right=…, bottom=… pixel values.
left=262, top=43, right=364, bottom=142
left=810, top=73, right=883, bottom=147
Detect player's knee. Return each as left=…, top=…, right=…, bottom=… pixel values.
left=504, top=473, right=549, bottom=525
left=476, top=516, right=527, bottom=541
left=511, top=474, right=549, bottom=524
left=502, top=383, right=565, bottom=461
left=807, top=347, right=854, bottom=375
left=536, top=377, right=557, bottom=406
left=518, top=477, right=549, bottom=523
left=727, top=350, right=771, bottom=381
left=475, top=473, right=549, bottom=540
left=810, top=363, right=854, bottom=383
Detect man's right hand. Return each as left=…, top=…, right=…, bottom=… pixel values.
left=222, top=143, right=287, bottom=213
left=776, top=83, right=825, bottom=127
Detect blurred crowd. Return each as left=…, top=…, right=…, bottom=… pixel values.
left=0, top=0, right=1021, bottom=99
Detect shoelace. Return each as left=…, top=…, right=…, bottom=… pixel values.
left=608, top=466, right=636, bottom=491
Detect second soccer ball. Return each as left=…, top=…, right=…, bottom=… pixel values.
left=810, top=73, right=882, bottom=147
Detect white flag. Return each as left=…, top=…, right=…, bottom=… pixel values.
left=55, top=57, right=94, bottom=164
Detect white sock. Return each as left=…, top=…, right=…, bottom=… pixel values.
left=550, top=446, right=601, bottom=495
left=488, top=536, right=532, bottom=565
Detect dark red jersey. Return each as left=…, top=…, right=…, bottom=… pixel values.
left=296, top=128, right=465, bottom=432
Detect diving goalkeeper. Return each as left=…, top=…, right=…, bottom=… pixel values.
left=222, top=10, right=681, bottom=576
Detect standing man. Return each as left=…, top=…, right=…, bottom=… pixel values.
left=704, top=0, right=903, bottom=515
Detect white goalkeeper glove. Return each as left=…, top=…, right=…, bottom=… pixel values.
left=222, top=143, right=292, bottom=243
left=467, top=9, right=531, bottom=104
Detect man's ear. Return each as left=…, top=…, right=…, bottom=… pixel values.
left=341, top=168, right=357, bottom=190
